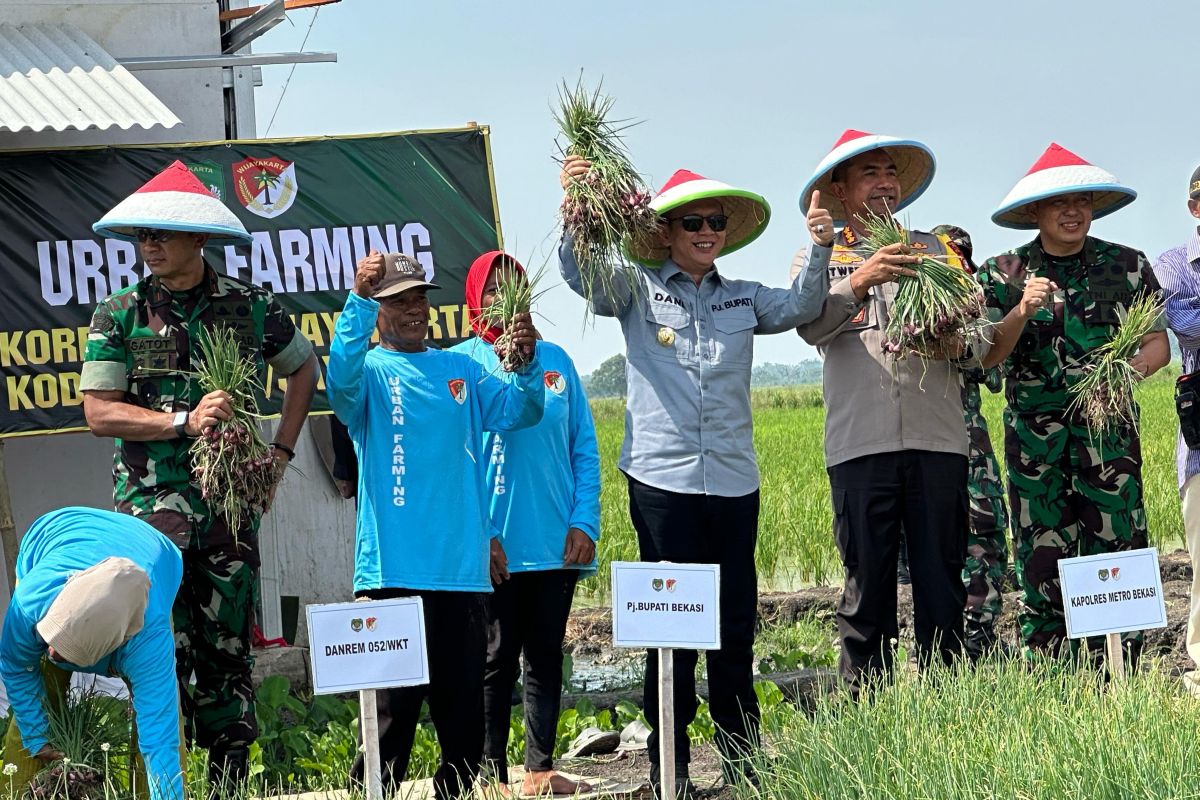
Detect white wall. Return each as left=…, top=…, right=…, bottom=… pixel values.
left=0, top=0, right=226, bottom=148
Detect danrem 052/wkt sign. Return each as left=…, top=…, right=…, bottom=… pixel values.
left=0, top=129, right=501, bottom=437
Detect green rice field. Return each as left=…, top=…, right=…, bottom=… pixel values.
left=582, top=369, right=1184, bottom=595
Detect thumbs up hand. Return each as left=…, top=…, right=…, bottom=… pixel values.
left=807, top=190, right=834, bottom=247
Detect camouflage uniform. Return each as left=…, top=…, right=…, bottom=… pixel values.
left=931, top=225, right=1011, bottom=654
left=80, top=265, right=312, bottom=757
left=960, top=366, right=1010, bottom=653
left=977, top=237, right=1165, bottom=657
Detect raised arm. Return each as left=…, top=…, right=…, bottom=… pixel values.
left=475, top=314, right=545, bottom=432
left=557, top=156, right=634, bottom=318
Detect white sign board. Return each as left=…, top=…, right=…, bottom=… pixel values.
left=306, top=598, right=429, bottom=694
left=1059, top=547, right=1167, bottom=639
left=611, top=562, right=720, bottom=650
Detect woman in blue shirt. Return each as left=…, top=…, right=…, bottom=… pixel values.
left=0, top=507, right=184, bottom=800
left=451, top=251, right=601, bottom=797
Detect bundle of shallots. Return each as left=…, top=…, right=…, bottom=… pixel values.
left=859, top=207, right=987, bottom=361
left=556, top=78, right=660, bottom=312
left=189, top=326, right=277, bottom=535
left=477, top=265, right=546, bottom=372
left=1067, top=293, right=1164, bottom=438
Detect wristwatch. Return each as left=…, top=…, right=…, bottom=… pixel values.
left=172, top=411, right=191, bottom=439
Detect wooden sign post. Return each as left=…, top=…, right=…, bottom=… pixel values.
left=611, top=562, right=721, bottom=799
left=307, top=596, right=430, bottom=800
left=1059, top=547, right=1166, bottom=679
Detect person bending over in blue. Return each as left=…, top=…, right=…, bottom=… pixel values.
left=0, top=507, right=184, bottom=800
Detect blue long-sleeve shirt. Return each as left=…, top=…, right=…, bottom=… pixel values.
left=559, top=234, right=830, bottom=496
left=0, top=507, right=183, bottom=800
left=327, top=291, right=545, bottom=592
left=449, top=338, right=601, bottom=573
left=1153, top=226, right=1200, bottom=494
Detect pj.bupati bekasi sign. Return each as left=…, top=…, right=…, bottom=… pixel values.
left=0, top=128, right=502, bottom=437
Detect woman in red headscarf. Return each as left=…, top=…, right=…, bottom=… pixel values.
left=451, top=252, right=601, bottom=797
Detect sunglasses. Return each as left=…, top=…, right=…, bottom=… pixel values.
left=134, top=229, right=177, bottom=243
left=667, top=214, right=728, bottom=233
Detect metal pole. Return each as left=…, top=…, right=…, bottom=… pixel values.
left=1105, top=632, right=1126, bottom=681
left=658, top=647, right=675, bottom=800
left=360, top=688, right=383, bottom=800
left=0, top=442, right=17, bottom=597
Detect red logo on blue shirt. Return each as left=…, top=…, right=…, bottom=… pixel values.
left=544, top=371, right=566, bottom=394
left=448, top=379, right=467, bottom=404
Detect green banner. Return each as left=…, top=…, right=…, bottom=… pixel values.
left=0, top=129, right=501, bottom=437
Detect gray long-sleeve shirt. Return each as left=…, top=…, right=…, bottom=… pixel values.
left=560, top=236, right=830, bottom=496
left=793, top=228, right=990, bottom=468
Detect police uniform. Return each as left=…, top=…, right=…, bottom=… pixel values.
left=81, top=265, right=312, bottom=764
left=795, top=225, right=990, bottom=689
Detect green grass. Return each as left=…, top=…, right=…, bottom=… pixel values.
left=740, top=655, right=1200, bottom=800
left=582, top=372, right=1184, bottom=595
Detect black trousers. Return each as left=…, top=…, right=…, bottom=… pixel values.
left=350, top=588, right=488, bottom=800
left=626, top=474, right=760, bottom=776
left=482, top=569, right=579, bottom=782
left=828, top=450, right=968, bottom=691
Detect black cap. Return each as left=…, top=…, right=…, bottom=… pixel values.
left=373, top=253, right=440, bottom=299
left=1191, top=165, right=1200, bottom=200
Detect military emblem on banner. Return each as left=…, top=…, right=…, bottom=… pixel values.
left=652, top=578, right=664, bottom=592
left=232, top=155, right=299, bottom=218
left=366, top=617, right=378, bottom=631
left=1098, top=569, right=1110, bottom=582
left=1110, top=567, right=1121, bottom=581
left=186, top=160, right=226, bottom=201
left=448, top=379, right=467, bottom=404
left=350, top=618, right=364, bottom=632
left=666, top=579, right=677, bottom=593
left=544, top=371, right=566, bottom=394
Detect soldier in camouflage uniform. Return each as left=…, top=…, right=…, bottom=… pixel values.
left=80, top=162, right=318, bottom=786
left=932, top=226, right=1011, bottom=657
left=978, top=144, right=1169, bottom=661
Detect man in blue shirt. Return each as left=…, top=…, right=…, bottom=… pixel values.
left=328, top=251, right=543, bottom=800
left=0, top=507, right=184, bottom=800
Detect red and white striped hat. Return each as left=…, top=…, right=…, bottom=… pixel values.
left=799, top=129, right=936, bottom=225
left=992, top=143, right=1136, bottom=229
left=627, top=169, right=770, bottom=266
left=93, top=160, right=252, bottom=244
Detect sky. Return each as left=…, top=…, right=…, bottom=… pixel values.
left=252, top=0, right=1200, bottom=374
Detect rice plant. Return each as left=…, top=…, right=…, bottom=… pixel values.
left=555, top=77, right=659, bottom=316
left=189, top=326, right=277, bottom=536
left=858, top=206, right=987, bottom=362
left=1068, top=293, right=1166, bottom=439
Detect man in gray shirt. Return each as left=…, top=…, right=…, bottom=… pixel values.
left=559, top=159, right=828, bottom=798
left=793, top=129, right=990, bottom=693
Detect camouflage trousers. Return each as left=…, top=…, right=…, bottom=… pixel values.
left=172, top=538, right=261, bottom=754
left=1004, top=409, right=1148, bottom=658
left=962, top=406, right=1010, bottom=652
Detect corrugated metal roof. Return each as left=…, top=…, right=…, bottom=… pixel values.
left=0, top=23, right=182, bottom=133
